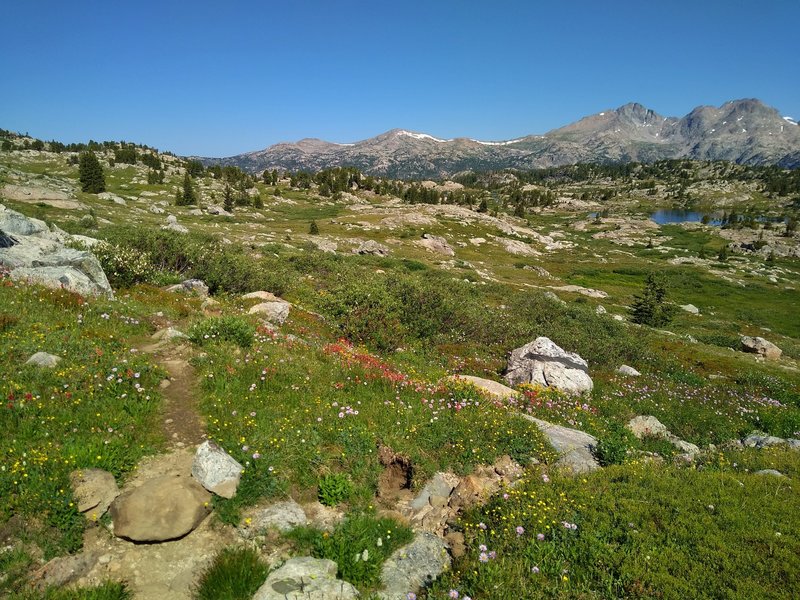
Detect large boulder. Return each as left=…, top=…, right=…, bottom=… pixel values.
left=0, top=204, right=113, bottom=297
left=505, top=337, right=593, bottom=395
left=520, top=415, right=600, bottom=473
left=253, top=557, right=358, bottom=600
left=248, top=300, right=291, bottom=324
left=379, top=533, right=451, bottom=600
left=353, top=240, right=389, bottom=256
left=191, top=441, right=244, bottom=498
left=109, top=475, right=211, bottom=542
left=416, top=233, right=454, bottom=256
left=740, top=336, right=782, bottom=360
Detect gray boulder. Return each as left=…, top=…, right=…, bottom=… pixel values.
left=165, top=278, right=209, bottom=297
left=254, top=557, right=358, bottom=600
left=740, top=336, right=782, bottom=360
left=505, top=337, right=593, bottom=395
left=240, top=500, right=308, bottom=537
left=353, top=240, right=389, bottom=256
left=248, top=300, right=290, bottom=324
left=191, top=441, right=244, bottom=498
left=26, top=351, right=61, bottom=368
left=417, top=233, right=454, bottom=256
left=0, top=204, right=113, bottom=297
left=379, top=533, right=451, bottom=600
left=161, top=215, right=188, bottom=233
left=680, top=303, right=700, bottom=315
left=627, top=416, right=700, bottom=456
left=743, top=432, right=789, bottom=448
left=520, top=415, right=600, bottom=473
left=617, top=364, right=641, bottom=377
left=110, top=475, right=211, bottom=542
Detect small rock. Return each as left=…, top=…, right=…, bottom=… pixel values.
left=449, top=475, right=485, bottom=511
left=69, top=468, right=119, bottom=518
left=520, top=415, right=600, bottom=473
left=444, top=531, right=466, bottom=559
left=417, top=233, right=455, bottom=256
left=446, top=374, right=518, bottom=400
left=627, top=416, right=669, bottom=439
left=253, top=557, right=358, bottom=600
left=242, top=290, right=281, bottom=301
left=25, top=351, right=61, bottom=368
left=617, top=364, right=641, bottom=377
left=596, top=305, right=607, bottom=315
left=680, top=303, right=700, bottom=315
left=743, top=432, right=788, bottom=448
left=410, top=472, right=459, bottom=511
left=754, top=469, right=787, bottom=478
left=191, top=441, right=244, bottom=499
left=151, top=327, right=187, bottom=342
left=32, top=552, right=98, bottom=591
left=165, top=278, right=209, bottom=297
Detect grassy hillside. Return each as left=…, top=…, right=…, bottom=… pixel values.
left=1, top=136, right=799, bottom=598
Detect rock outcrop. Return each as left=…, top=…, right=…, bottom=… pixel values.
left=0, top=204, right=113, bottom=297
left=520, top=415, right=600, bottom=473
left=740, top=336, right=782, bottom=360
left=379, top=533, right=451, bottom=600
left=505, top=337, right=593, bottom=395
left=416, top=233, right=454, bottom=256
left=253, top=557, right=359, bottom=600
left=626, top=415, right=700, bottom=456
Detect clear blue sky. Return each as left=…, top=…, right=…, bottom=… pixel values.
left=2, top=0, right=798, bottom=156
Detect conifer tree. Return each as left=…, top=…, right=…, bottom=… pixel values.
left=630, top=272, right=675, bottom=327
left=78, top=151, right=106, bottom=193
left=180, top=172, right=197, bottom=205
left=309, top=220, right=319, bottom=235
left=223, top=184, right=235, bottom=212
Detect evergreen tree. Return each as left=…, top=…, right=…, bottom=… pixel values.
left=78, top=151, right=106, bottom=193
left=717, top=244, right=729, bottom=262
left=630, top=272, right=675, bottom=327
left=253, top=192, right=264, bottom=209
left=309, top=220, right=319, bottom=235
left=477, top=198, right=488, bottom=213
left=178, top=172, right=197, bottom=205
left=223, top=184, right=235, bottom=212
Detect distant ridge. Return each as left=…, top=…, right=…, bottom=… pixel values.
left=199, top=99, right=800, bottom=178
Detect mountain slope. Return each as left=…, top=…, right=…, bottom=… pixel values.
left=202, top=99, right=800, bottom=178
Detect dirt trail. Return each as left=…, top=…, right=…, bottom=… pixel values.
left=75, top=333, right=226, bottom=599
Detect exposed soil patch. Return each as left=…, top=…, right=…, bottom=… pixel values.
left=377, top=445, right=414, bottom=502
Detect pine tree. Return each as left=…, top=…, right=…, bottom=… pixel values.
left=180, top=172, right=197, bottom=205
left=309, top=220, right=319, bottom=235
left=78, top=151, right=106, bottom=193
left=223, top=184, right=235, bottom=212
left=630, top=272, right=675, bottom=327
left=717, top=244, right=729, bottom=262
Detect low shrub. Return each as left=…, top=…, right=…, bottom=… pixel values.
left=188, top=316, right=255, bottom=348
left=318, top=473, right=352, bottom=507
left=595, top=423, right=634, bottom=466
left=287, top=515, right=413, bottom=590
left=193, top=547, right=268, bottom=600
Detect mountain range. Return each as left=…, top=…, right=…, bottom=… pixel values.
left=201, top=99, right=800, bottom=178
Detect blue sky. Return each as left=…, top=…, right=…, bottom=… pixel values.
left=1, top=0, right=798, bottom=156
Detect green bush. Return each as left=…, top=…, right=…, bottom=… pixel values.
left=595, top=423, right=634, bottom=466
left=193, top=547, right=268, bottom=600
left=189, top=316, right=255, bottom=348
left=89, top=241, right=154, bottom=288
left=318, top=473, right=352, bottom=507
